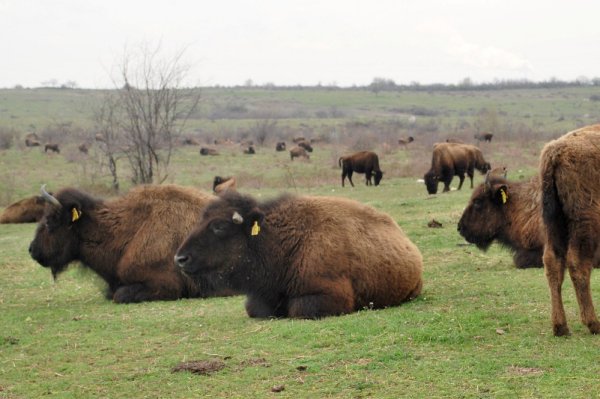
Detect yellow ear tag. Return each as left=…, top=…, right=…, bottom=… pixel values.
left=500, top=189, right=508, bottom=204
left=251, top=221, right=260, bottom=236
left=71, top=208, right=82, bottom=222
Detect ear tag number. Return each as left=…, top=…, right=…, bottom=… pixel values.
left=251, top=221, right=260, bottom=236
left=500, top=189, right=508, bottom=204
left=71, top=208, right=82, bottom=222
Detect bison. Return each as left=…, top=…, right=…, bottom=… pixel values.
left=424, top=142, right=491, bottom=194
left=0, top=195, right=47, bottom=223
left=78, top=143, right=89, bottom=154
left=474, top=133, right=493, bottom=142
left=243, top=145, right=255, bottom=154
left=275, top=142, right=286, bottom=151
left=398, top=136, right=414, bottom=147
left=290, top=146, right=309, bottom=161
left=24, top=133, right=40, bottom=147
left=297, top=140, right=313, bottom=153
left=338, top=151, right=383, bottom=187
left=213, top=176, right=237, bottom=194
left=200, top=147, right=219, bottom=156
left=175, top=191, right=423, bottom=319
left=44, top=143, right=60, bottom=153
left=457, top=174, right=544, bottom=269
left=182, top=137, right=200, bottom=146
left=29, top=184, right=231, bottom=303
left=540, top=124, right=600, bottom=336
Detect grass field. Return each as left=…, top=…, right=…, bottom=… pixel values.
left=2, top=88, right=600, bottom=398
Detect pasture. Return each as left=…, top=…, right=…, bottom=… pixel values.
left=1, top=87, right=600, bottom=398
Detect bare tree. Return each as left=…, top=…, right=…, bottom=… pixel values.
left=94, top=93, right=123, bottom=192
left=112, top=44, right=200, bottom=184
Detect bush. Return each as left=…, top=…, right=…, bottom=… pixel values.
left=0, top=127, right=18, bottom=150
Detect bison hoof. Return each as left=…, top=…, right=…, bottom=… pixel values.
left=553, top=324, right=571, bottom=337
left=587, top=320, right=600, bottom=334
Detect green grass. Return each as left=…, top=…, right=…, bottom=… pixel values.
left=2, top=88, right=600, bottom=398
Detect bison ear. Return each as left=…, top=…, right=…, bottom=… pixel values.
left=71, top=207, right=83, bottom=222
left=493, top=184, right=509, bottom=205
left=247, top=208, right=265, bottom=237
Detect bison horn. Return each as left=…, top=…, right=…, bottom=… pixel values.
left=232, top=211, right=244, bottom=224
left=40, top=184, right=61, bottom=207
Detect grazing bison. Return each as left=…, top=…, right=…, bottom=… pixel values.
left=29, top=184, right=230, bottom=303
left=290, top=146, right=309, bottom=161
left=78, top=143, right=89, bottom=154
left=398, top=136, right=414, bottom=147
left=458, top=174, right=544, bottom=269
left=275, top=142, right=286, bottom=151
left=424, top=142, right=491, bottom=194
left=297, top=140, right=313, bottom=152
left=243, top=145, right=255, bottom=154
left=44, top=143, right=60, bottom=153
left=213, top=176, right=237, bottom=194
left=200, top=147, right=219, bottom=156
left=0, top=195, right=47, bottom=224
left=338, top=151, right=383, bottom=187
left=474, top=133, right=493, bottom=142
left=175, top=191, right=423, bottom=319
left=540, top=124, right=600, bottom=336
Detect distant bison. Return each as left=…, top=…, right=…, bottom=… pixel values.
left=175, top=191, right=423, bottom=318
left=94, top=133, right=106, bottom=143
left=292, top=136, right=306, bottom=143
left=275, top=142, right=286, bottom=151
left=474, top=133, right=493, bottom=142
left=182, top=137, right=200, bottom=146
left=458, top=174, right=544, bottom=268
left=290, top=146, right=309, bottom=161
left=44, top=143, right=60, bottom=153
left=398, top=136, right=414, bottom=147
left=24, top=133, right=40, bottom=147
left=540, top=124, right=600, bottom=336
left=78, top=143, right=89, bottom=154
left=243, top=145, right=255, bottom=154
left=29, top=184, right=231, bottom=303
left=213, top=176, right=237, bottom=194
left=424, top=142, right=491, bottom=194
left=445, top=138, right=464, bottom=144
left=200, top=147, right=219, bottom=156
left=0, top=195, right=47, bottom=224
left=297, top=140, right=313, bottom=152
left=338, top=151, right=383, bottom=187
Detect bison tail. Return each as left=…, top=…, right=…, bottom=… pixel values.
left=540, top=146, right=568, bottom=259
left=338, top=157, right=343, bottom=168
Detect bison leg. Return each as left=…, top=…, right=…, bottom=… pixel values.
left=365, top=169, right=372, bottom=186
left=566, top=246, right=600, bottom=334
left=346, top=171, right=355, bottom=187
left=456, top=173, right=466, bottom=190
left=543, top=246, right=570, bottom=336
left=112, top=283, right=181, bottom=303
left=513, top=248, right=543, bottom=269
left=467, top=169, right=474, bottom=188
left=287, top=280, right=354, bottom=318
left=245, top=294, right=287, bottom=318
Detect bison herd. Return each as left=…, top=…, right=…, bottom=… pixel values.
left=3, top=124, right=600, bottom=336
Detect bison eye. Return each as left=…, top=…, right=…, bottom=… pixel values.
left=210, top=220, right=230, bottom=237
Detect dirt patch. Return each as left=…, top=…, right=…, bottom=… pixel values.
left=507, top=366, right=544, bottom=376
left=427, top=219, right=443, bottom=228
left=172, top=359, right=225, bottom=375
left=239, top=357, right=270, bottom=368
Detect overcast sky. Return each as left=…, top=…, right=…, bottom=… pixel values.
left=2, top=0, right=600, bottom=88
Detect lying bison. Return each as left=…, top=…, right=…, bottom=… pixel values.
left=290, top=146, right=309, bottom=160
left=275, top=142, right=286, bottom=151
left=175, top=191, right=423, bottom=319
left=540, top=124, right=600, bottom=336
left=0, top=195, right=47, bottom=223
left=29, top=184, right=231, bottom=303
left=458, top=174, right=544, bottom=268
left=339, top=151, right=383, bottom=187
left=243, top=146, right=255, bottom=154
left=200, top=147, right=219, bottom=156
left=44, top=143, right=60, bottom=153
left=213, top=176, right=236, bottom=194
left=424, top=142, right=491, bottom=194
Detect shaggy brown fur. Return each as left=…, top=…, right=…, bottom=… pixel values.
left=175, top=191, right=423, bottom=319
left=0, top=195, right=46, bottom=223
left=213, top=176, right=237, bottom=194
left=275, top=142, right=286, bottom=151
left=78, top=143, right=89, bottom=154
left=290, top=146, right=309, bottom=160
left=424, top=142, right=491, bottom=194
left=29, top=184, right=230, bottom=303
left=297, top=140, right=313, bottom=152
left=243, top=146, right=256, bottom=154
left=540, top=124, right=600, bottom=336
left=200, top=147, right=219, bottom=156
left=44, top=143, right=60, bottom=153
left=338, top=151, right=383, bottom=187
left=458, top=175, right=544, bottom=268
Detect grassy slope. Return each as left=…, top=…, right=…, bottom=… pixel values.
left=2, top=88, right=600, bottom=398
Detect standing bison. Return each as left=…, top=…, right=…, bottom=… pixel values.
left=29, top=184, right=230, bottom=303
left=0, top=195, right=47, bottom=223
left=424, top=143, right=491, bottom=194
left=290, top=146, right=309, bottom=160
left=474, top=133, right=493, bottom=142
left=457, top=174, right=544, bottom=268
left=540, top=124, right=600, bottom=336
left=339, top=151, right=383, bottom=187
left=44, top=143, right=60, bottom=153
left=175, top=191, right=423, bottom=319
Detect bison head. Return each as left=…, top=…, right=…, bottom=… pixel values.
left=424, top=171, right=438, bottom=194
left=373, top=170, right=383, bottom=186
left=175, top=191, right=265, bottom=283
left=28, top=185, right=93, bottom=278
left=457, top=175, right=510, bottom=250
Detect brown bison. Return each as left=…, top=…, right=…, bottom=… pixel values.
left=182, top=137, right=200, bottom=146
left=243, top=145, right=256, bottom=154
left=78, top=143, right=89, bottom=154
left=424, top=142, right=491, bottom=194
left=290, top=146, right=309, bottom=160
left=175, top=191, right=423, bottom=319
left=458, top=174, right=544, bottom=269
left=200, top=147, right=219, bottom=156
left=25, top=133, right=40, bottom=147
left=275, top=142, right=286, bottom=151
left=44, top=143, right=60, bottom=153
left=339, top=151, right=383, bottom=187
left=445, top=138, right=464, bottom=144
left=540, top=124, right=600, bottom=336
left=213, top=176, right=237, bottom=194
left=29, top=184, right=230, bottom=303
left=474, top=133, right=493, bottom=142
left=398, top=136, right=414, bottom=147
left=0, top=195, right=47, bottom=223
left=297, top=140, right=313, bottom=152
left=292, top=136, right=306, bottom=143
left=94, top=133, right=106, bottom=143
